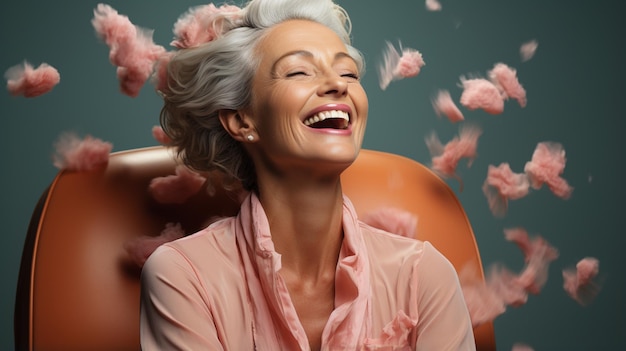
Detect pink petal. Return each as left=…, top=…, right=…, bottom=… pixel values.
left=5, top=61, right=60, bottom=97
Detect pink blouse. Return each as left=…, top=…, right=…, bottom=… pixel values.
left=140, top=193, right=475, bottom=350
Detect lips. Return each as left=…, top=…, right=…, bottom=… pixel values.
left=303, top=110, right=350, bottom=129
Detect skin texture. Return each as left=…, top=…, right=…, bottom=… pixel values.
left=219, top=19, right=369, bottom=351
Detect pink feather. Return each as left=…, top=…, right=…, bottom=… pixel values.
left=5, top=61, right=60, bottom=97
left=482, top=163, right=530, bottom=217
left=52, top=132, right=113, bottom=171
left=378, top=41, right=425, bottom=90
left=170, top=4, right=242, bottom=49
left=92, top=4, right=167, bottom=97
left=151, top=125, right=172, bottom=145
left=149, top=165, right=207, bottom=204
left=504, top=227, right=559, bottom=294
left=459, top=77, right=505, bottom=114
left=488, top=63, right=527, bottom=108
left=432, top=90, right=464, bottom=123
left=124, top=222, right=185, bottom=268
left=524, top=142, right=573, bottom=199
left=520, top=40, right=538, bottom=62
left=425, top=124, right=482, bottom=190
left=563, top=257, right=601, bottom=306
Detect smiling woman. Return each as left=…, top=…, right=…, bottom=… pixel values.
left=140, top=0, right=476, bottom=350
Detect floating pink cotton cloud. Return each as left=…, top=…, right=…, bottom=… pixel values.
left=52, top=132, right=113, bottom=171
left=563, top=257, right=602, bottom=306
left=152, top=125, right=172, bottom=145
left=512, top=343, right=535, bottom=351
left=482, top=163, right=530, bottom=217
left=461, top=227, right=559, bottom=326
left=5, top=61, right=60, bottom=97
left=124, top=222, right=186, bottom=268
left=505, top=227, right=559, bottom=294
left=488, top=63, right=527, bottom=108
left=524, top=141, right=573, bottom=199
left=361, top=207, right=418, bottom=238
left=378, top=41, right=425, bottom=90
left=459, top=77, right=505, bottom=114
left=149, top=165, right=207, bottom=204
left=425, top=0, right=442, bottom=11
left=92, top=4, right=167, bottom=97
left=170, top=4, right=242, bottom=49
left=425, top=124, right=482, bottom=191
left=520, top=40, right=538, bottom=62
left=432, top=90, right=464, bottom=123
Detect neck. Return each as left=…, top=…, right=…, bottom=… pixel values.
left=256, top=176, right=344, bottom=280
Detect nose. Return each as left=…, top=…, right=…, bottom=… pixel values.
left=317, top=71, right=348, bottom=97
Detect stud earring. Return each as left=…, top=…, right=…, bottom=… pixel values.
left=246, top=135, right=254, bottom=141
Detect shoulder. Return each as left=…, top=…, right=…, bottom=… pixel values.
left=142, top=217, right=240, bottom=284
left=360, top=221, right=456, bottom=281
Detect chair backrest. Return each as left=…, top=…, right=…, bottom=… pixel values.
left=15, top=146, right=495, bottom=351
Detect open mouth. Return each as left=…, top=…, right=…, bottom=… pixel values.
left=303, top=110, right=350, bottom=129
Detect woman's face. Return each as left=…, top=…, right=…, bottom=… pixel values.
left=245, top=19, right=368, bottom=176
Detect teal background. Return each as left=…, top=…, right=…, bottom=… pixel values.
left=1, top=0, right=624, bottom=349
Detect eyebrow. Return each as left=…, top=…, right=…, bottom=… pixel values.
left=271, top=50, right=357, bottom=75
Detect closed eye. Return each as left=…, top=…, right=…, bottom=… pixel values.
left=286, top=71, right=308, bottom=77
left=342, top=73, right=359, bottom=80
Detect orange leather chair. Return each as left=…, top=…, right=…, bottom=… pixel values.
left=15, top=146, right=496, bottom=351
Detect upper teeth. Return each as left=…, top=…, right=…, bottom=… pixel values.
left=303, top=110, right=350, bottom=126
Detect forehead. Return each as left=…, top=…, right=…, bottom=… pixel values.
left=257, top=19, right=348, bottom=59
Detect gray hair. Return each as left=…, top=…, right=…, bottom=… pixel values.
left=160, top=0, right=364, bottom=190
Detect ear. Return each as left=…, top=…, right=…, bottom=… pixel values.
left=218, top=109, right=256, bottom=142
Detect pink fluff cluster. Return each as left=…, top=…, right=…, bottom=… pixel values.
left=151, top=125, right=172, bottom=145
left=170, top=4, right=242, bottom=49
left=378, top=41, right=425, bottom=90
left=459, top=78, right=504, bottom=114
left=458, top=62, right=526, bottom=114
left=425, top=124, right=482, bottom=190
left=124, top=222, right=185, bottom=268
left=5, top=61, right=60, bottom=97
left=512, top=343, right=535, bottom=351
left=482, top=163, right=531, bottom=217
left=461, top=228, right=559, bottom=326
left=92, top=4, right=167, bottom=97
left=563, top=257, right=601, bottom=306
left=425, top=0, right=442, bottom=11
left=520, top=39, right=538, bottom=62
left=361, top=207, right=418, bottom=238
left=524, top=142, right=573, bottom=199
left=149, top=165, right=207, bottom=204
left=483, top=141, right=573, bottom=216
left=432, top=90, right=464, bottom=123
left=52, top=132, right=113, bottom=171
left=488, top=63, right=527, bottom=107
